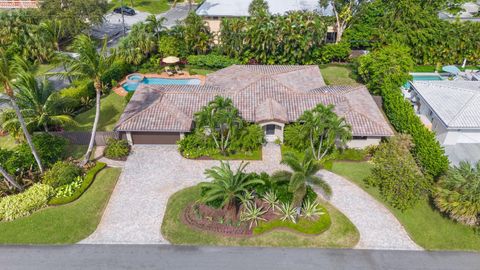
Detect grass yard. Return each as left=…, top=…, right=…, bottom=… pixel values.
left=64, top=144, right=88, bottom=160
left=319, top=64, right=359, bottom=86
left=187, top=68, right=216, bottom=76
left=330, top=161, right=480, bottom=251
left=0, top=135, right=18, bottom=150
left=109, top=0, right=170, bottom=14
left=161, top=185, right=359, bottom=248
left=0, top=167, right=121, bottom=244
left=71, top=93, right=126, bottom=131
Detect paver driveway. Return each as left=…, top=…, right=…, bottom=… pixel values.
left=82, top=144, right=420, bottom=250
left=82, top=144, right=283, bottom=244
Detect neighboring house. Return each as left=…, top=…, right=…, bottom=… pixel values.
left=195, top=0, right=337, bottom=42
left=410, top=81, right=480, bottom=165
left=439, top=1, right=480, bottom=22
left=115, top=65, right=393, bottom=148
left=0, top=0, right=38, bottom=9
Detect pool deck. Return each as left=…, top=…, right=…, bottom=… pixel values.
left=113, top=72, right=206, bottom=96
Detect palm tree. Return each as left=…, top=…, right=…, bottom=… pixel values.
left=201, top=162, right=264, bottom=216
left=40, top=19, right=72, bottom=83
left=10, top=72, right=76, bottom=132
left=66, top=35, right=116, bottom=165
left=195, top=96, right=243, bottom=155
left=299, top=104, right=352, bottom=161
left=145, top=15, right=166, bottom=35
left=0, top=50, right=44, bottom=173
left=434, top=161, right=480, bottom=226
left=272, top=151, right=331, bottom=208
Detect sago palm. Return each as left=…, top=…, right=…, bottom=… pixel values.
left=272, top=151, right=331, bottom=208
left=201, top=161, right=264, bottom=215
left=66, top=35, right=116, bottom=165
left=0, top=50, right=44, bottom=173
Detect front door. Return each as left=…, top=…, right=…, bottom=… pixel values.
left=265, top=124, right=277, bottom=142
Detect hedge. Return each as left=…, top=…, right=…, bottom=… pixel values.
left=187, top=54, right=240, bottom=69
left=48, top=162, right=107, bottom=205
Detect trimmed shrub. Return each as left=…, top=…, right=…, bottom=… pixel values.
left=158, top=35, right=180, bottom=57
left=233, top=124, right=264, bottom=151
left=317, top=42, right=351, bottom=64
left=333, top=148, right=367, bottom=161
left=104, top=138, right=130, bottom=160
left=42, top=161, right=82, bottom=188
left=101, top=60, right=131, bottom=88
left=283, top=123, right=308, bottom=151
left=0, top=184, right=53, bottom=221
left=60, top=79, right=96, bottom=111
left=366, top=135, right=430, bottom=210
left=48, top=162, right=106, bottom=205
left=178, top=132, right=217, bottom=159
left=187, top=54, right=240, bottom=69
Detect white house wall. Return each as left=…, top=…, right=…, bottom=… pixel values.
left=347, top=137, right=381, bottom=149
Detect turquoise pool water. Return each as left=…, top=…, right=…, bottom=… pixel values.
left=405, top=74, right=444, bottom=89
left=122, top=77, right=201, bottom=91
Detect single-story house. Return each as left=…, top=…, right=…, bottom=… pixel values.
left=195, top=0, right=337, bottom=42
left=115, top=65, right=393, bottom=148
left=410, top=80, right=480, bottom=165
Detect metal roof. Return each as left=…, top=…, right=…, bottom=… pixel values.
left=412, top=81, right=480, bottom=129
left=196, top=0, right=333, bottom=17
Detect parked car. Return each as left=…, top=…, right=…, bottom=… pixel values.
left=113, top=6, right=136, bottom=16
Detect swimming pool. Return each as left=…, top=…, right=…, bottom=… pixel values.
left=122, top=77, right=201, bottom=91
left=404, top=73, right=445, bottom=89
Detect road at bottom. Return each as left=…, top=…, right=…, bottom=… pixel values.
left=0, top=244, right=479, bottom=270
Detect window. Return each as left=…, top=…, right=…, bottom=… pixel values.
left=352, top=136, right=367, bottom=140
left=265, top=125, right=275, bottom=135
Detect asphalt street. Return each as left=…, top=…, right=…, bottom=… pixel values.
left=0, top=245, right=479, bottom=270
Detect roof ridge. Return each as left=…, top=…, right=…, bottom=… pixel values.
left=449, top=90, right=480, bottom=126
left=115, top=88, right=165, bottom=130
left=346, top=109, right=393, bottom=136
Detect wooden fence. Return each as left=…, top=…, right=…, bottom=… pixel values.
left=46, top=131, right=120, bottom=146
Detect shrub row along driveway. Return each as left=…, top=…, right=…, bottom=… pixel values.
left=82, top=144, right=420, bottom=250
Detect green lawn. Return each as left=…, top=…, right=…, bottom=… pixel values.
left=64, top=144, right=88, bottom=160
left=70, top=93, right=126, bottom=131
left=109, top=0, right=170, bottom=14
left=187, top=68, right=216, bottom=76
left=0, top=136, right=18, bottom=150
left=319, top=64, right=359, bottom=86
left=210, top=148, right=262, bottom=160
left=330, top=161, right=480, bottom=251
left=0, top=167, right=121, bottom=244
left=161, top=185, right=359, bottom=248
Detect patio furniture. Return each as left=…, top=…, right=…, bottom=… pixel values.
left=175, top=66, right=184, bottom=75
left=165, top=67, right=175, bottom=76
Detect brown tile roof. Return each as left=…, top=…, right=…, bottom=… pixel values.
left=116, top=65, right=394, bottom=137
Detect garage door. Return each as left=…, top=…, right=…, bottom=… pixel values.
left=131, top=132, right=180, bottom=144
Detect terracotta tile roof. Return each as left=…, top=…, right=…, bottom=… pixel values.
left=116, top=65, right=394, bottom=137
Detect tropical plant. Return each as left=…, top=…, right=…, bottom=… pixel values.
left=434, top=161, right=480, bottom=226
left=145, top=15, right=166, bottom=35
left=8, top=71, right=76, bottom=132
left=240, top=202, right=267, bottom=229
left=118, top=23, right=157, bottom=66
left=239, top=190, right=255, bottom=207
left=366, top=135, right=429, bottom=210
left=248, top=0, right=269, bottom=16
left=272, top=151, right=331, bottom=208
left=195, top=96, right=243, bottom=155
left=200, top=162, right=264, bottom=215
left=0, top=155, right=23, bottom=191
left=104, top=138, right=130, bottom=159
left=0, top=183, right=53, bottom=221
left=42, top=161, right=82, bottom=188
left=0, top=50, right=44, bottom=173
left=183, top=12, right=213, bottom=55
left=66, top=35, right=116, bottom=165
left=301, top=199, right=325, bottom=220
left=262, top=190, right=278, bottom=212
left=298, top=103, right=352, bottom=161
left=279, top=201, right=297, bottom=223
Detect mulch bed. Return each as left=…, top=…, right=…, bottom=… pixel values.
left=182, top=200, right=280, bottom=237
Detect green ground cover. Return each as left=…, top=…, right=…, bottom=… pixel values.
left=209, top=148, right=262, bottom=160
left=330, top=161, right=480, bottom=251
left=0, top=167, right=121, bottom=244
left=71, top=93, right=126, bottom=131
left=161, top=185, right=359, bottom=248
left=0, top=136, right=18, bottom=150
left=319, top=64, right=359, bottom=86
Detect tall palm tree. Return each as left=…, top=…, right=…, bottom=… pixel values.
left=299, top=104, right=352, bottom=161
left=10, top=72, right=76, bottom=132
left=67, top=35, right=116, bottom=165
left=272, top=151, right=331, bottom=208
left=0, top=50, right=44, bottom=173
left=201, top=161, right=264, bottom=216
left=145, top=15, right=166, bottom=36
